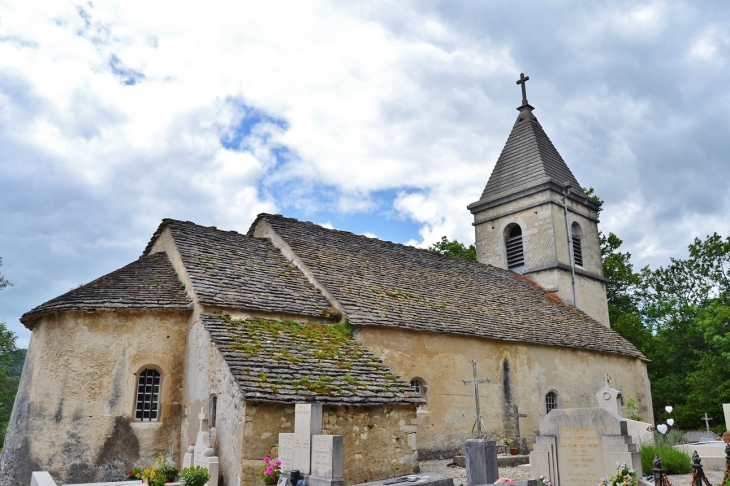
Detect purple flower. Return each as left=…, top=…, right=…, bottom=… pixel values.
left=274, top=460, right=282, bottom=466
left=266, top=465, right=274, bottom=475
left=263, top=456, right=271, bottom=463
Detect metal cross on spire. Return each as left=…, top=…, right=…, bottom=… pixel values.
left=516, top=73, right=530, bottom=107
left=462, top=359, right=491, bottom=439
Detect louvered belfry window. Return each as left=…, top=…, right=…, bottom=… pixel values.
left=505, top=225, right=525, bottom=270
left=135, top=369, right=161, bottom=422
left=571, top=224, right=583, bottom=267
left=545, top=391, right=558, bottom=414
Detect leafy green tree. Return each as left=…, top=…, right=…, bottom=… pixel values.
left=428, top=236, right=476, bottom=261
left=0, top=257, right=17, bottom=449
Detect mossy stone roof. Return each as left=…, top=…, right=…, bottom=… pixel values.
left=202, top=313, right=422, bottom=405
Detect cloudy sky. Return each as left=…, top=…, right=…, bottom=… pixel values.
left=1, top=0, right=729, bottom=347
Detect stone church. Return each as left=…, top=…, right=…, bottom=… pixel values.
left=0, top=85, right=652, bottom=486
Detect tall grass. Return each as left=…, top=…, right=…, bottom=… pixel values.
left=638, top=432, right=691, bottom=475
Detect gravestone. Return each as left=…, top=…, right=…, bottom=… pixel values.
left=293, top=403, right=323, bottom=475
left=465, top=439, right=498, bottom=486
left=278, top=432, right=295, bottom=474
left=724, top=403, right=730, bottom=431
left=309, top=434, right=344, bottom=486
left=182, top=444, right=194, bottom=468
left=194, top=407, right=213, bottom=466
left=595, top=374, right=622, bottom=416
left=530, top=408, right=641, bottom=486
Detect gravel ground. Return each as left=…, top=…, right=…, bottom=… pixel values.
left=418, top=459, right=727, bottom=486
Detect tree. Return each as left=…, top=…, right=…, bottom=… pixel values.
left=0, top=257, right=16, bottom=449
left=427, top=236, right=476, bottom=261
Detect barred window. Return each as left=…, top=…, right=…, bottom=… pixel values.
left=545, top=391, right=558, bottom=414
left=571, top=223, right=583, bottom=267
left=410, top=378, right=428, bottom=411
left=135, top=369, right=161, bottom=422
left=505, top=225, right=525, bottom=271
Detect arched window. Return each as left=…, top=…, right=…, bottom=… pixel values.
left=410, top=378, right=428, bottom=411
left=135, top=368, right=161, bottom=422
left=545, top=391, right=558, bottom=414
left=571, top=223, right=583, bottom=267
left=505, top=225, right=525, bottom=272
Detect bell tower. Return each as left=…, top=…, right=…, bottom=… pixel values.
left=467, top=74, right=610, bottom=326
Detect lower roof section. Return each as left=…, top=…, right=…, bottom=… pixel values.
left=202, top=313, right=423, bottom=406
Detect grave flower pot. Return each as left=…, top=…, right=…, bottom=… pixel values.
left=723, top=435, right=730, bottom=443
left=510, top=447, right=519, bottom=455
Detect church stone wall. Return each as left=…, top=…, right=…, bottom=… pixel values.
left=0, top=309, right=188, bottom=486
left=358, top=326, right=652, bottom=459
left=242, top=402, right=418, bottom=484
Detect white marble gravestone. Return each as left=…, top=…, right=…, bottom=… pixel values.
left=292, top=403, right=323, bottom=475
left=595, top=374, right=622, bottom=416
left=309, top=435, right=344, bottom=486
left=182, top=444, right=194, bottom=468
left=193, top=407, right=212, bottom=466
left=530, top=408, right=641, bottom=486
left=278, top=433, right=295, bottom=474
left=723, top=403, right=730, bottom=431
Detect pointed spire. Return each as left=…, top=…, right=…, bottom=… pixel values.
left=468, top=75, right=594, bottom=211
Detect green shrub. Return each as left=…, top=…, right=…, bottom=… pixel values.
left=638, top=443, right=691, bottom=474
left=180, top=466, right=211, bottom=486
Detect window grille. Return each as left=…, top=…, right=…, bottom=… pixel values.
left=135, top=369, right=161, bottom=422
left=506, top=226, right=525, bottom=270
left=571, top=225, right=583, bottom=267
left=545, top=391, right=558, bottom=414
left=410, top=379, right=422, bottom=396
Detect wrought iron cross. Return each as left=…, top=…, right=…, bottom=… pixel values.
left=462, top=359, right=490, bottom=439
left=513, top=404, right=528, bottom=438
left=701, top=413, right=712, bottom=435
left=516, top=73, right=530, bottom=106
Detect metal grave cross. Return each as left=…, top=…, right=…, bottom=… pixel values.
left=462, top=359, right=491, bottom=439
left=603, top=374, right=611, bottom=387
left=701, top=413, right=712, bottom=435
left=516, top=73, right=530, bottom=106
left=513, top=404, right=528, bottom=438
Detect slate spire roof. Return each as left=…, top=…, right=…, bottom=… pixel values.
left=469, top=105, right=595, bottom=210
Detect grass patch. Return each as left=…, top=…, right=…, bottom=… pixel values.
left=638, top=443, right=691, bottom=474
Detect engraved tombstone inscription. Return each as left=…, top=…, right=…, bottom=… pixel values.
left=278, top=433, right=295, bottom=474
left=292, top=403, right=323, bottom=475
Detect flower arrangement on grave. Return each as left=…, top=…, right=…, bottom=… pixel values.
left=180, top=466, right=211, bottom=486
left=502, top=438, right=513, bottom=446
left=154, top=450, right=180, bottom=482
left=495, top=478, right=517, bottom=483
left=259, top=456, right=282, bottom=485
left=599, top=462, right=637, bottom=486
left=126, top=466, right=142, bottom=481
left=140, top=465, right=167, bottom=486
left=138, top=450, right=179, bottom=485
left=722, top=430, right=730, bottom=443
left=530, top=475, right=551, bottom=486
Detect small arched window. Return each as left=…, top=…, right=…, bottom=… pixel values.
left=545, top=391, right=558, bottom=414
left=571, top=223, right=583, bottom=267
left=135, top=368, right=161, bottom=422
left=410, top=378, right=428, bottom=411
left=505, top=225, right=525, bottom=272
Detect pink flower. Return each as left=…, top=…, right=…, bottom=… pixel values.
left=263, top=456, right=271, bottom=463
left=275, top=460, right=282, bottom=466
left=266, top=465, right=274, bottom=475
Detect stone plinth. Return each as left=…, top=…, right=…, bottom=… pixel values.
left=465, top=439, right=498, bottom=486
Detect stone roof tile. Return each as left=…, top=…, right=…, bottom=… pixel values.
left=202, top=313, right=422, bottom=406
left=144, top=219, right=331, bottom=318
left=250, top=214, right=647, bottom=361
left=21, top=253, right=191, bottom=325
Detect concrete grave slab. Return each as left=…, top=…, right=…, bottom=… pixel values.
left=352, top=474, right=454, bottom=486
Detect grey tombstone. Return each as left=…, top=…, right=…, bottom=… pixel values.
left=292, top=403, right=323, bottom=475
left=309, top=434, right=344, bottom=486
left=278, top=433, right=295, bottom=474
left=465, top=439, right=498, bottom=486
left=530, top=407, right=641, bottom=486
